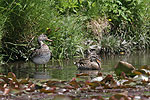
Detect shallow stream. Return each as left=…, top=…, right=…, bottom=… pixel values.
left=0, top=51, right=150, bottom=80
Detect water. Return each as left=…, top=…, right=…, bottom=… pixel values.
left=0, top=51, right=150, bottom=80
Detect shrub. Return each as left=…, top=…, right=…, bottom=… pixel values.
left=0, top=0, right=58, bottom=61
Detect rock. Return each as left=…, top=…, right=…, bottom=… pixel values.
left=115, top=61, right=135, bottom=77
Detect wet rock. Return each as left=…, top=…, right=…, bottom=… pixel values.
left=115, top=61, right=135, bottom=77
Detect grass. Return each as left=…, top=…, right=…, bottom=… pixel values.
left=48, top=15, right=88, bottom=59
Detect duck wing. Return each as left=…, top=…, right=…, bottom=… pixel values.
left=31, top=48, right=41, bottom=58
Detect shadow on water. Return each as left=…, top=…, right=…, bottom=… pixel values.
left=0, top=51, right=150, bottom=80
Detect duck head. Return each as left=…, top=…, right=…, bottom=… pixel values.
left=90, top=56, right=102, bottom=69
left=37, top=34, right=53, bottom=45
left=38, top=34, right=53, bottom=42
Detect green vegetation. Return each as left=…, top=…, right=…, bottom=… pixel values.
left=0, top=0, right=150, bottom=62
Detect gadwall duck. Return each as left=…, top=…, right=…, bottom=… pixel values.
left=31, top=34, right=52, bottom=68
left=75, top=56, right=101, bottom=70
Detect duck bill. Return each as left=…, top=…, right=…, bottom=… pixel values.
left=96, top=59, right=101, bottom=70
left=96, top=59, right=101, bottom=64
left=46, top=38, right=53, bottom=42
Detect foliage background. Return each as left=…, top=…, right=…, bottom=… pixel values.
left=0, top=0, right=150, bottom=62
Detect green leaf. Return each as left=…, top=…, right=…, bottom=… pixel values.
left=116, top=0, right=122, bottom=5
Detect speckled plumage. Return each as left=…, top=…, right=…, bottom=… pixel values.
left=31, top=34, right=52, bottom=65
left=74, top=56, right=101, bottom=70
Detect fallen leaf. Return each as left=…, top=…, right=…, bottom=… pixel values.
left=19, top=78, right=29, bottom=84
left=3, top=88, right=10, bottom=95
left=76, top=73, right=89, bottom=78
left=40, top=87, right=56, bottom=93
left=109, top=91, right=130, bottom=100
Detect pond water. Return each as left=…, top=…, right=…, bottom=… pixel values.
left=0, top=51, right=150, bottom=80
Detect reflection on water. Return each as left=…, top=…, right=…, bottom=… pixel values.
left=0, top=51, right=150, bottom=80
left=34, top=72, right=50, bottom=79
left=0, top=60, right=77, bottom=80
left=78, top=70, right=99, bottom=76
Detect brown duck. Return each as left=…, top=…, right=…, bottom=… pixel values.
left=74, top=56, right=101, bottom=70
